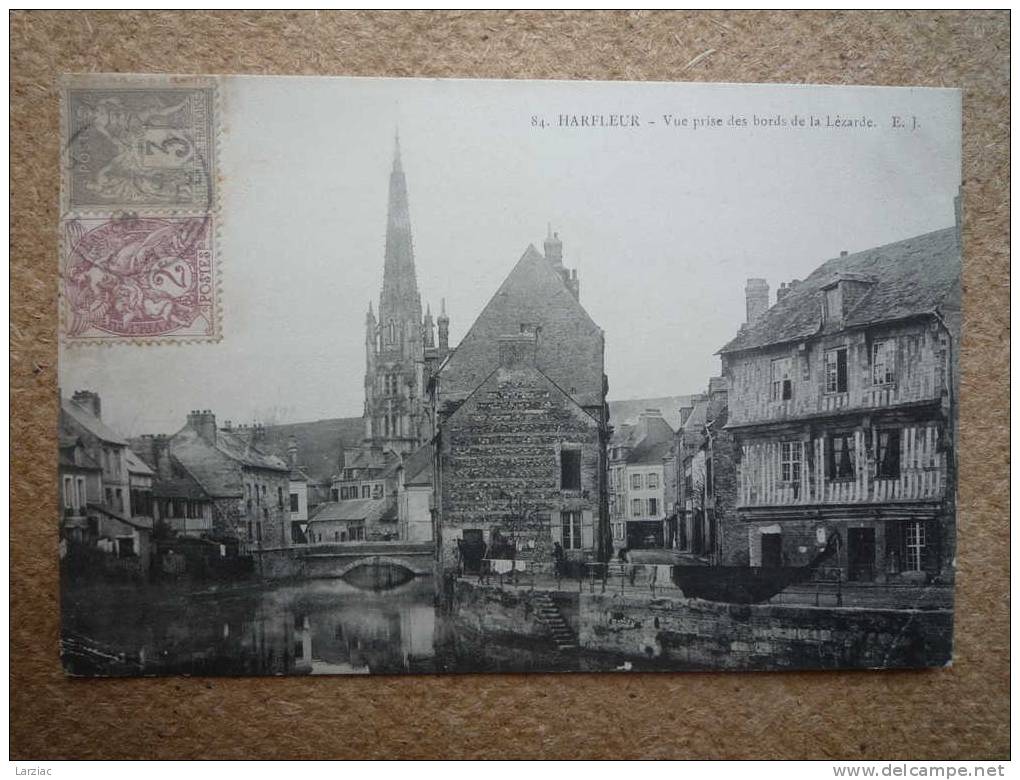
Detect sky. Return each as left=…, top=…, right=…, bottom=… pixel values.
left=61, top=77, right=961, bottom=436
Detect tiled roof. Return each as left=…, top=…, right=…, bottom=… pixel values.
left=308, top=497, right=394, bottom=524
left=437, top=244, right=605, bottom=409
left=401, top=443, right=434, bottom=487
left=719, top=227, right=961, bottom=354
left=61, top=400, right=127, bottom=445
left=255, top=417, right=363, bottom=485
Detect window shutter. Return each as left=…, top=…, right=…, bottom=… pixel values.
left=581, top=510, right=594, bottom=549
left=549, top=512, right=562, bottom=546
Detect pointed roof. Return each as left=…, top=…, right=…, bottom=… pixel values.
left=437, top=244, right=605, bottom=409
left=380, top=133, right=420, bottom=313
left=61, top=399, right=127, bottom=445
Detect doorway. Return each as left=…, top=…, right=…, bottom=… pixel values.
left=847, top=527, right=877, bottom=582
left=760, top=532, right=783, bottom=568
left=460, top=529, right=485, bottom=575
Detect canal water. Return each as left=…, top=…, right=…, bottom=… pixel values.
left=60, top=576, right=627, bottom=676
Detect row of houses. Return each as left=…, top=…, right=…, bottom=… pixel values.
left=611, top=214, right=960, bottom=589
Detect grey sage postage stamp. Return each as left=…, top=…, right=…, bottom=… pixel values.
left=59, top=74, right=220, bottom=343
left=58, top=75, right=961, bottom=678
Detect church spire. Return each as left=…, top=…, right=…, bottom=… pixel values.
left=382, top=131, right=419, bottom=308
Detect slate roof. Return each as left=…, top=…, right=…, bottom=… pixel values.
left=401, top=443, right=434, bottom=487
left=169, top=425, right=288, bottom=498
left=624, top=414, right=675, bottom=465
left=61, top=400, right=127, bottom=445
left=719, top=226, right=961, bottom=354
left=125, top=449, right=154, bottom=476
left=609, top=396, right=696, bottom=430
left=680, top=398, right=710, bottom=437
left=308, top=497, right=395, bottom=524
left=256, top=417, right=363, bottom=485
left=437, top=244, right=605, bottom=409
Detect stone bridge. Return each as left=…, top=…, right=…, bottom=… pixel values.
left=254, top=541, right=435, bottom=581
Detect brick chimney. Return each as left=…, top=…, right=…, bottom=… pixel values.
left=71, top=390, right=101, bottom=419
left=187, top=409, right=217, bottom=445
left=745, top=278, right=769, bottom=325
left=498, top=334, right=537, bottom=369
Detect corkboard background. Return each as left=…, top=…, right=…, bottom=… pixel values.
left=9, top=10, right=1010, bottom=760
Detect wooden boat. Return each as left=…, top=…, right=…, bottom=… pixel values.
left=670, top=532, right=841, bottom=604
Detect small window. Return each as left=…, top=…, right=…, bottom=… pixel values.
left=771, top=357, right=794, bottom=401
left=631, top=498, right=643, bottom=517
left=290, top=493, right=300, bottom=512
left=780, top=441, right=803, bottom=483
left=560, top=448, right=581, bottom=491
left=826, top=433, right=856, bottom=479
left=872, top=340, right=896, bottom=385
left=905, top=521, right=926, bottom=572
left=630, top=473, right=642, bottom=490
left=117, top=537, right=135, bottom=558
left=331, top=488, right=339, bottom=501
left=278, top=487, right=284, bottom=509
left=362, top=484, right=370, bottom=499
left=876, top=429, right=901, bottom=479
left=561, top=511, right=582, bottom=549
left=647, top=472, right=659, bottom=490
left=824, top=346, right=848, bottom=394
left=63, top=477, right=73, bottom=509
left=648, top=498, right=658, bottom=516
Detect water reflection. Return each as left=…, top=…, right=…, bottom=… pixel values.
left=62, top=578, right=438, bottom=677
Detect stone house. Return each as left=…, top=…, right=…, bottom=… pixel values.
left=608, top=409, right=674, bottom=549
left=717, top=223, right=961, bottom=585
left=432, top=234, right=611, bottom=575
left=167, top=410, right=292, bottom=551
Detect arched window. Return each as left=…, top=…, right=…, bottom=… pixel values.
left=386, top=320, right=395, bottom=345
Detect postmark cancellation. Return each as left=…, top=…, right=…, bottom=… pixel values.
left=63, top=77, right=216, bottom=212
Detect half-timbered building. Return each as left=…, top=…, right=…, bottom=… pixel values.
left=718, top=222, right=961, bottom=586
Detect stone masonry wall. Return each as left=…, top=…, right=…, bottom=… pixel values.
left=578, top=592, right=952, bottom=669
left=439, top=365, right=602, bottom=574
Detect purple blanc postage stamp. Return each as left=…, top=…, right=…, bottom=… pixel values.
left=63, top=78, right=216, bottom=211
left=60, top=215, right=217, bottom=342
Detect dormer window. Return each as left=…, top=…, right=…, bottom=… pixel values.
left=824, top=285, right=842, bottom=327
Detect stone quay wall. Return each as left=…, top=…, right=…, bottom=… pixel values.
left=578, top=593, right=952, bottom=670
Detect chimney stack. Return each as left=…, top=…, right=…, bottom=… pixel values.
left=745, top=278, right=769, bottom=325
left=287, top=435, right=298, bottom=468
left=187, top=409, right=218, bottom=445
left=71, top=390, right=101, bottom=419
left=544, top=226, right=563, bottom=268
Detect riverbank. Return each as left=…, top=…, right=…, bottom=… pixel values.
left=449, top=578, right=953, bottom=671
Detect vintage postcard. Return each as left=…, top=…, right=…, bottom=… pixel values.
left=58, top=75, right=961, bottom=676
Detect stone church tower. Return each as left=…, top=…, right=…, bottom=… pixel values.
left=363, top=135, right=446, bottom=455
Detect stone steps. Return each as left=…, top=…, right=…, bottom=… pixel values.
left=533, top=593, right=576, bottom=652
